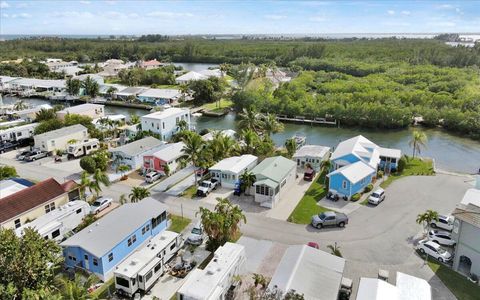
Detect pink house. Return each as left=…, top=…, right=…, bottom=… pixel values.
left=143, top=142, right=185, bottom=174
left=138, top=59, right=162, bottom=70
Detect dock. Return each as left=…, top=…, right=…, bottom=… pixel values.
left=276, top=115, right=337, bottom=126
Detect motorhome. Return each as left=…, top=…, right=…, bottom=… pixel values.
left=0, top=123, right=38, bottom=142
left=15, top=200, right=90, bottom=242
left=66, top=138, right=99, bottom=159
left=114, top=230, right=182, bottom=297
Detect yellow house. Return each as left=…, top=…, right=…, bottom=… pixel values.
left=0, top=178, right=79, bottom=230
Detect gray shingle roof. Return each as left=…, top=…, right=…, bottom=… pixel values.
left=61, top=197, right=168, bottom=257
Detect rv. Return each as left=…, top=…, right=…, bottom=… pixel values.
left=114, top=231, right=182, bottom=297
left=0, top=123, right=38, bottom=142
left=67, top=139, right=99, bottom=159
left=15, top=200, right=90, bottom=242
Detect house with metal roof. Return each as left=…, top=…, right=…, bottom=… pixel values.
left=141, top=108, right=191, bottom=141
left=56, top=103, right=105, bottom=120
left=327, top=135, right=401, bottom=199
left=114, top=86, right=149, bottom=100
left=268, top=244, right=346, bottom=300
left=0, top=178, right=78, bottom=230
left=143, top=142, right=186, bottom=175
left=452, top=185, right=480, bottom=277
left=209, top=155, right=258, bottom=189
left=201, top=129, right=237, bottom=141
left=61, top=197, right=169, bottom=281
left=356, top=272, right=431, bottom=300
left=34, top=124, right=88, bottom=153
left=110, top=136, right=165, bottom=170
left=137, top=88, right=181, bottom=104
left=251, top=156, right=296, bottom=208
left=177, top=242, right=246, bottom=300
left=293, top=145, right=331, bottom=172
left=175, top=71, right=208, bottom=84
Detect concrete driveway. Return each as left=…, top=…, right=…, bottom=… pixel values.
left=151, top=166, right=194, bottom=193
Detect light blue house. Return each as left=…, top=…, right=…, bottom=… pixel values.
left=60, top=197, right=168, bottom=281
left=209, top=154, right=258, bottom=189
left=137, top=88, right=181, bottom=105
left=327, top=135, right=401, bottom=199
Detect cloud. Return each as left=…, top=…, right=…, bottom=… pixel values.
left=2, top=13, right=8, bottom=18
left=401, top=10, right=411, bottom=16
left=0, top=1, right=9, bottom=8
left=79, top=0, right=90, bottom=4
left=50, top=11, right=94, bottom=18
left=104, top=0, right=117, bottom=4
left=387, top=10, right=395, bottom=15
left=10, top=13, right=32, bottom=19
left=437, top=4, right=453, bottom=9
left=309, top=16, right=327, bottom=22
left=429, top=21, right=456, bottom=27
left=146, top=11, right=194, bottom=18
left=264, top=14, right=287, bottom=20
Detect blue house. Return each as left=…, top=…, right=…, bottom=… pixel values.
left=61, top=197, right=168, bottom=281
left=327, top=135, right=401, bottom=199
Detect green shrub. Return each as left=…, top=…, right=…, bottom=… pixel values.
left=351, top=193, right=361, bottom=201
left=377, top=170, right=384, bottom=178
left=364, top=183, right=374, bottom=193
left=397, top=156, right=407, bottom=172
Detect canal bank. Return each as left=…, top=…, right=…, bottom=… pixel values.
left=3, top=96, right=480, bottom=174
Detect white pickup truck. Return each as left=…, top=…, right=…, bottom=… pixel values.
left=196, top=179, right=219, bottom=197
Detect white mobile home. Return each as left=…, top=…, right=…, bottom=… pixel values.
left=293, top=145, right=331, bottom=172
left=56, top=104, right=105, bottom=121
left=66, top=138, right=99, bottom=158
left=34, top=124, right=88, bottom=153
left=209, top=155, right=258, bottom=189
left=15, top=200, right=90, bottom=242
left=141, top=108, right=191, bottom=141
left=109, top=136, right=165, bottom=170
left=114, top=231, right=182, bottom=297
left=0, top=123, right=38, bottom=142
left=177, top=242, right=246, bottom=300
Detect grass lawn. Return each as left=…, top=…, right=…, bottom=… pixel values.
left=168, top=214, right=191, bottom=233
left=428, top=260, right=480, bottom=300
left=181, top=185, right=198, bottom=199
left=91, top=278, right=115, bottom=298
left=201, top=98, right=233, bottom=111
left=380, top=157, right=434, bottom=188
left=152, top=84, right=179, bottom=89
left=287, top=172, right=330, bottom=224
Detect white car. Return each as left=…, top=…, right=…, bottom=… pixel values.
left=90, top=197, right=113, bottom=214
left=186, top=222, right=204, bottom=245
left=428, top=230, right=456, bottom=246
left=416, top=240, right=452, bottom=263
left=430, top=215, right=454, bottom=231
left=145, top=171, right=162, bottom=183
left=368, top=188, right=385, bottom=205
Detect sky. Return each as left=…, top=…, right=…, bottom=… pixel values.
left=1, top=0, right=480, bottom=35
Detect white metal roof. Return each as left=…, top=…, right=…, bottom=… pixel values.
left=379, top=147, right=402, bottom=159
left=0, top=123, right=38, bottom=135
left=460, top=188, right=480, bottom=207
left=34, top=124, right=87, bottom=140
left=198, top=69, right=222, bottom=77
left=10, top=78, right=66, bottom=89
left=330, top=135, right=378, bottom=161
left=151, top=142, right=185, bottom=162
left=0, top=179, right=30, bottom=199
left=268, top=245, right=345, bottom=300
left=115, top=86, right=148, bottom=96
left=327, top=161, right=375, bottom=183
left=201, top=129, right=236, bottom=141
left=61, top=197, right=168, bottom=257
left=14, top=104, right=53, bottom=115
left=293, top=145, right=331, bottom=159
left=58, top=103, right=104, bottom=114
left=356, top=278, right=399, bottom=300
left=175, top=71, right=208, bottom=82
left=396, top=272, right=432, bottom=300
left=138, top=88, right=181, bottom=99
left=0, top=76, right=21, bottom=83
left=110, top=136, right=165, bottom=157
left=210, top=155, right=258, bottom=174
left=141, top=107, right=190, bottom=120
left=114, top=230, right=179, bottom=278
left=177, top=242, right=245, bottom=300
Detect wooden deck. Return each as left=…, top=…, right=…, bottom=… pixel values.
left=276, top=115, right=337, bottom=125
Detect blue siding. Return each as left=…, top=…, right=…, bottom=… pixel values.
left=329, top=171, right=374, bottom=198
left=350, top=173, right=374, bottom=195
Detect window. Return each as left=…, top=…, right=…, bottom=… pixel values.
left=93, top=258, right=98, bottom=266
left=145, top=271, right=153, bottom=282
left=108, top=253, right=113, bottom=262
left=297, top=159, right=300, bottom=165
left=116, top=277, right=130, bottom=288
left=132, top=235, right=136, bottom=243
left=14, top=219, right=21, bottom=228
left=139, top=275, right=143, bottom=283
left=281, top=178, right=287, bottom=188
left=256, top=185, right=260, bottom=194
left=342, top=180, right=347, bottom=189
left=152, top=211, right=166, bottom=229
left=45, top=203, right=55, bottom=213
left=84, top=255, right=88, bottom=260
left=51, top=140, right=56, bottom=147
left=128, top=238, right=132, bottom=247
left=260, top=185, right=265, bottom=195
left=170, top=242, right=176, bottom=251
left=51, top=229, right=60, bottom=239
left=162, top=122, right=165, bottom=129
left=76, top=208, right=82, bottom=214
left=154, top=262, right=162, bottom=273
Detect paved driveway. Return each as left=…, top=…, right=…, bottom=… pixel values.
left=151, top=166, right=194, bottom=193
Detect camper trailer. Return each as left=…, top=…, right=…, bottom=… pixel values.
left=0, top=123, right=38, bottom=142
left=15, top=200, right=90, bottom=242
left=66, top=138, right=99, bottom=159
left=114, top=231, right=182, bottom=297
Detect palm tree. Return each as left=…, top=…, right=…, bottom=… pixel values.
left=177, top=119, right=189, bottom=132
left=13, top=100, right=28, bottom=111
left=82, top=76, right=100, bottom=98
left=262, top=113, right=284, bottom=136
left=55, top=274, right=98, bottom=300
left=320, top=159, right=332, bottom=186
left=117, top=164, right=130, bottom=178
left=240, top=129, right=259, bottom=155
left=327, top=243, right=343, bottom=257
left=35, top=108, right=56, bottom=122
left=79, top=171, right=91, bottom=200
left=416, top=209, right=439, bottom=233
left=119, top=194, right=127, bottom=205
left=239, top=171, right=256, bottom=195
left=129, top=113, right=140, bottom=125
left=285, top=138, right=297, bottom=158
left=238, top=108, right=263, bottom=132
left=66, top=78, right=81, bottom=96
left=106, top=86, right=118, bottom=99
left=181, top=132, right=204, bottom=185
left=179, top=83, right=189, bottom=102
left=129, top=187, right=151, bottom=203
left=409, top=130, right=428, bottom=158
left=90, top=168, right=110, bottom=199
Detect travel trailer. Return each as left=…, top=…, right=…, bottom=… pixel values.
left=66, top=138, right=99, bottom=159
left=0, top=123, right=38, bottom=142
left=114, top=231, right=182, bottom=297
left=15, top=200, right=90, bottom=242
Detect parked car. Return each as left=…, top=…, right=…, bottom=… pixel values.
left=90, top=197, right=113, bottom=214
left=428, top=230, right=456, bottom=246
left=303, top=168, right=316, bottom=181
left=16, top=150, right=32, bottom=160
left=186, top=222, right=204, bottom=245
left=145, top=171, right=162, bottom=183
left=196, top=179, right=219, bottom=197
left=0, top=141, right=19, bottom=153
left=368, top=188, right=386, bottom=205
left=430, top=215, right=454, bottom=231
left=24, top=150, right=48, bottom=161
left=311, top=211, right=349, bottom=228
left=416, top=240, right=452, bottom=263
left=307, top=242, right=320, bottom=249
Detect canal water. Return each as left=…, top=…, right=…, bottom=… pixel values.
left=3, top=96, right=480, bottom=174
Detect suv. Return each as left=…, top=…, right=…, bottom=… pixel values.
left=303, top=168, right=316, bottom=181
left=0, top=141, right=19, bottom=153
left=368, top=188, right=385, bottom=205
left=431, top=215, right=454, bottom=231
left=145, top=171, right=162, bottom=183
left=186, top=222, right=204, bottom=245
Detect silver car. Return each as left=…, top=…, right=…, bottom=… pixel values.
left=90, top=197, right=113, bottom=214
left=368, top=188, right=385, bottom=205
left=186, top=222, right=204, bottom=245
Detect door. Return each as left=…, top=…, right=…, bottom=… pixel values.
left=84, top=255, right=90, bottom=270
